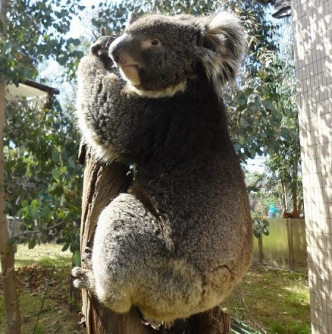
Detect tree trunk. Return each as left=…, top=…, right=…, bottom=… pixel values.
left=291, top=154, right=300, bottom=218
left=0, top=0, right=22, bottom=333
left=78, top=145, right=231, bottom=333
left=281, top=181, right=287, bottom=213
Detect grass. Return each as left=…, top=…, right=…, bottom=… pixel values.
left=223, top=265, right=310, bottom=333
left=0, top=244, right=310, bottom=333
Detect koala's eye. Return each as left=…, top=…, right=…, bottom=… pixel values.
left=151, top=39, right=160, bottom=46
left=141, top=39, right=161, bottom=49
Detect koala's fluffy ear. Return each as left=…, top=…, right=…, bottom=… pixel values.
left=200, top=11, right=246, bottom=87
left=126, top=12, right=139, bottom=28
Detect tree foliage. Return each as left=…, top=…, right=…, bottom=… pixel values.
left=264, top=52, right=302, bottom=217
left=5, top=97, right=83, bottom=250
left=242, top=42, right=302, bottom=217
left=1, top=0, right=86, bottom=251
left=0, top=0, right=85, bottom=84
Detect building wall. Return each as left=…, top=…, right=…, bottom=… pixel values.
left=292, top=0, right=332, bottom=332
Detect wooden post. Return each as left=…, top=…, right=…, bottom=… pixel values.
left=258, top=235, right=263, bottom=264
left=287, top=219, right=295, bottom=271
left=78, top=145, right=231, bottom=333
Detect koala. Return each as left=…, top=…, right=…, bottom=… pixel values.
left=72, top=11, right=252, bottom=323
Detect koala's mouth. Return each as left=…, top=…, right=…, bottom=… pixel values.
left=119, top=64, right=141, bottom=86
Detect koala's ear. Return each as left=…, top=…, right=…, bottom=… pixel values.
left=200, top=11, right=246, bottom=86
left=126, top=12, right=139, bottom=28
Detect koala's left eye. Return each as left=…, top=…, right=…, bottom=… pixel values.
left=151, top=39, right=160, bottom=46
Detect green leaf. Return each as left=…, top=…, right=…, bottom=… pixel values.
left=72, top=250, right=81, bottom=267
left=280, top=127, right=290, bottom=139
left=8, top=238, right=17, bottom=247
left=51, top=168, right=61, bottom=181
left=31, top=199, right=39, bottom=207
left=253, top=230, right=261, bottom=238
left=40, top=206, right=52, bottom=219
left=28, top=238, right=36, bottom=249
left=263, top=100, right=273, bottom=110
left=40, top=234, right=48, bottom=243
left=233, top=143, right=241, bottom=153
left=263, top=219, right=269, bottom=227
left=51, top=149, right=59, bottom=163
left=238, top=136, right=246, bottom=146
left=239, top=96, right=247, bottom=106
left=57, top=210, right=66, bottom=219
left=30, top=207, right=39, bottom=220
left=33, top=324, right=43, bottom=334
left=239, top=118, right=247, bottom=127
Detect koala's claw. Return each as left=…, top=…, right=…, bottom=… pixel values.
left=81, top=246, right=92, bottom=268
left=91, top=36, right=113, bottom=56
left=72, top=267, right=95, bottom=290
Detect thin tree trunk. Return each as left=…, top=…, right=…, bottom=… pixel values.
left=281, top=181, right=288, bottom=216
left=291, top=155, right=300, bottom=218
left=297, top=198, right=303, bottom=218
left=0, top=0, right=22, bottom=333
left=78, top=145, right=231, bottom=333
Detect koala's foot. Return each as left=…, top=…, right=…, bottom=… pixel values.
left=72, top=267, right=95, bottom=291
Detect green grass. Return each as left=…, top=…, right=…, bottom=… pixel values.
left=1, top=245, right=310, bottom=333
left=223, top=265, right=310, bottom=333
left=15, top=243, right=72, bottom=268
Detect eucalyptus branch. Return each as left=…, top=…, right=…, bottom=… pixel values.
left=14, top=221, right=66, bottom=238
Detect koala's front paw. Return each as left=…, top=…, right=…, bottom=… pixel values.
left=91, top=36, right=114, bottom=57
left=72, top=267, right=95, bottom=291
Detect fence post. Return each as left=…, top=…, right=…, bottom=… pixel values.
left=287, top=219, right=295, bottom=271
left=258, top=235, right=263, bottom=264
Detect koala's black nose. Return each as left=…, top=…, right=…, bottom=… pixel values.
left=109, top=35, right=127, bottom=64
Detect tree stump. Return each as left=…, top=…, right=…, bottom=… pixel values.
left=78, top=145, right=231, bottom=333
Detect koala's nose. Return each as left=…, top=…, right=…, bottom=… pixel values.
left=109, top=35, right=128, bottom=64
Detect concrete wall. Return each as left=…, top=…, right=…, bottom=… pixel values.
left=292, top=0, right=332, bottom=332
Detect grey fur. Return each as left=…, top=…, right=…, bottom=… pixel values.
left=72, top=11, right=252, bottom=322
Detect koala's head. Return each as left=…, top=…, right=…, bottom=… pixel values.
left=108, top=11, right=246, bottom=98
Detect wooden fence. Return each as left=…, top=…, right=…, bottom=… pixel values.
left=253, top=218, right=307, bottom=273
left=8, top=216, right=307, bottom=273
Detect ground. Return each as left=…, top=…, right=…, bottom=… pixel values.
left=0, top=244, right=84, bottom=334
left=0, top=244, right=310, bottom=333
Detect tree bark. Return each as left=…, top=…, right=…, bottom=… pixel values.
left=79, top=145, right=231, bottom=334
left=0, top=0, right=22, bottom=333
left=281, top=181, right=287, bottom=213
left=291, top=154, right=300, bottom=218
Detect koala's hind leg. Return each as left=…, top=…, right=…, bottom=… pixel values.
left=72, top=267, right=95, bottom=291
left=90, top=193, right=175, bottom=315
